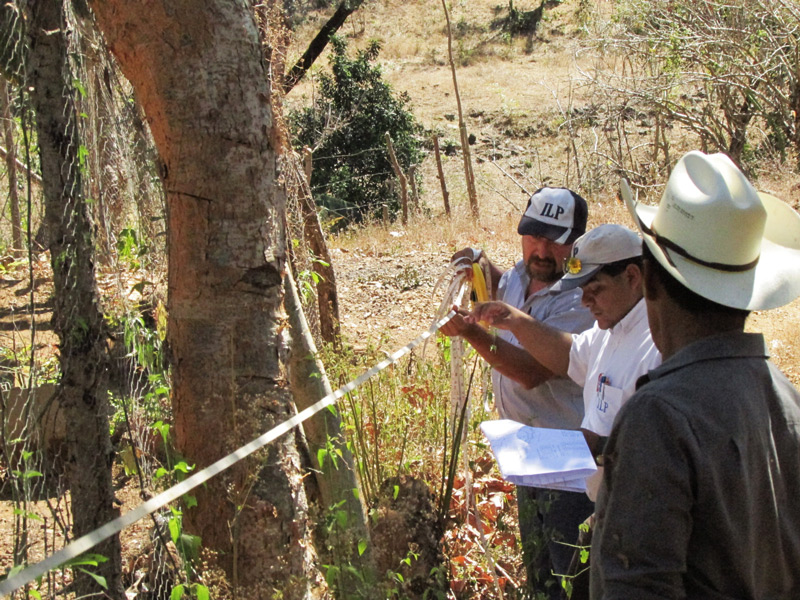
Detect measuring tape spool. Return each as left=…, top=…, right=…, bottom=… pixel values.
left=471, top=263, right=488, bottom=303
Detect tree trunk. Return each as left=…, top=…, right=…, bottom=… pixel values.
left=26, top=0, right=122, bottom=596
left=300, top=148, right=341, bottom=347
left=441, top=0, right=478, bottom=217
left=0, top=78, right=23, bottom=256
left=432, top=134, right=450, bottom=217
left=284, top=268, right=374, bottom=593
left=385, top=132, right=409, bottom=225
left=89, top=2, right=325, bottom=597
left=282, top=0, right=366, bottom=94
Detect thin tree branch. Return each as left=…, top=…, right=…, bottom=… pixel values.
left=283, top=0, right=365, bottom=94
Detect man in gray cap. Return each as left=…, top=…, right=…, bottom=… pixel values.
left=468, top=223, right=661, bottom=466
left=442, top=187, right=595, bottom=598
left=591, top=151, right=800, bottom=598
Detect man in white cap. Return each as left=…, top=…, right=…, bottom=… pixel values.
left=468, top=223, right=661, bottom=457
left=441, top=187, right=595, bottom=598
left=590, top=150, right=800, bottom=598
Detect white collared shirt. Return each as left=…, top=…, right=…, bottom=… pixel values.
left=568, top=298, right=661, bottom=436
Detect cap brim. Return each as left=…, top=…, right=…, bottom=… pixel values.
left=518, top=218, right=574, bottom=244
left=621, top=178, right=800, bottom=310
left=550, top=265, right=603, bottom=292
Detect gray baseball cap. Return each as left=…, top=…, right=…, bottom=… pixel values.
left=553, top=224, right=642, bottom=291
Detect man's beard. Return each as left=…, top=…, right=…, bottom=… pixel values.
left=525, top=257, right=562, bottom=283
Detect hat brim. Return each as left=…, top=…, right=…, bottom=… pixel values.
left=518, top=218, right=577, bottom=244
left=550, top=265, right=603, bottom=292
left=621, top=179, right=800, bottom=310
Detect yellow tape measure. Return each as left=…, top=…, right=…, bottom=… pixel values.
left=471, top=263, right=489, bottom=303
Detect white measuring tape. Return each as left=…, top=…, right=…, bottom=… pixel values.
left=0, top=308, right=458, bottom=596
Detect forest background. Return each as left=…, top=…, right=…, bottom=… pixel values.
left=1, top=0, right=799, bottom=599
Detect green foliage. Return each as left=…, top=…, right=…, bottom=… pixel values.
left=289, top=36, right=422, bottom=227
left=106, top=305, right=170, bottom=437
left=64, top=553, right=109, bottom=590
left=171, top=582, right=211, bottom=600
left=296, top=253, right=330, bottom=304
left=116, top=227, right=149, bottom=270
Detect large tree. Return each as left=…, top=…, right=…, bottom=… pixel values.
left=89, top=1, right=325, bottom=596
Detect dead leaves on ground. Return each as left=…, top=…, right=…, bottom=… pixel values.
left=443, top=451, right=522, bottom=598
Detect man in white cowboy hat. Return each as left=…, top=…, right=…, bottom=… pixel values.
left=441, top=187, right=595, bottom=598
left=590, top=150, right=800, bottom=599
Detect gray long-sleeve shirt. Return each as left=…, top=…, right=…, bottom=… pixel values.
left=591, top=331, right=800, bottom=599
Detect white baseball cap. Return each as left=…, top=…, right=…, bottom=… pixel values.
left=553, top=224, right=642, bottom=291
left=623, top=150, right=800, bottom=310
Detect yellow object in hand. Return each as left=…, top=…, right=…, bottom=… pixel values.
left=471, top=262, right=489, bottom=303
left=471, top=263, right=490, bottom=328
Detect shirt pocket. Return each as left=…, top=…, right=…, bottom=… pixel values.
left=591, top=384, right=624, bottom=435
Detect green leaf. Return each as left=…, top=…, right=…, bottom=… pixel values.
left=65, top=553, right=108, bottom=568
left=317, top=448, right=327, bottom=469
left=358, top=538, right=368, bottom=556
left=73, top=78, right=87, bottom=97
left=195, top=584, right=210, bottom=600
left=178, top=533, right=202, bottom=561
left=171, top=584, right=185, bottom=600
left=78, top=568, right=107, bottom=589
left=12, top=509, right=42, bottom=522
left=173, top=461, right=193, bottom=474
left=323, top=564, right=339, bottom=586
left=168, top=517, right=181, bottom=544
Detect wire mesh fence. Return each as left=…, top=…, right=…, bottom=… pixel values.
left=0, top=0, right=365, bottom=594
left=0, top=0, right=317, bottom=596
left=0, top=0, right=179, bottom=596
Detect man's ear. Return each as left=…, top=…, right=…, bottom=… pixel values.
left=625, top=262, right=643, bottom=291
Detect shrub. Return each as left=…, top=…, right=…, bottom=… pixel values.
left=289, top=36, right=422, bottom=227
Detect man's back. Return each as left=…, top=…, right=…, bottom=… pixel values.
left=592, top=331, right=800, bottom=599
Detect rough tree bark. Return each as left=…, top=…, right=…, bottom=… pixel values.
left=26, top=0, right=123, bottom=596
left=300, top=148, right=341, bottom=347
left=0, top=78, right=22, bottom=256
left=89, top=1, right=325, bottom=597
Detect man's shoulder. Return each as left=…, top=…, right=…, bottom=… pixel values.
left=497, top=263, right=524, bottom=301
left=627, top=352, right=800, bottom=418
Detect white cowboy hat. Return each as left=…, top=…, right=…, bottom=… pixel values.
left=621, top=150, right=800, bottom=311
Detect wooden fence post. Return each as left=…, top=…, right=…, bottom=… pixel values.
left=408, top=164, right=419, bottom=211
left=432, top=134, right=450, bottom=217
left=385, top=132, right=408, bottom=225
left=442, top=0, right=479, bottom=217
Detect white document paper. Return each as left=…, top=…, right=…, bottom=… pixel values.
left=480, top=419, right=597, bottom=493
